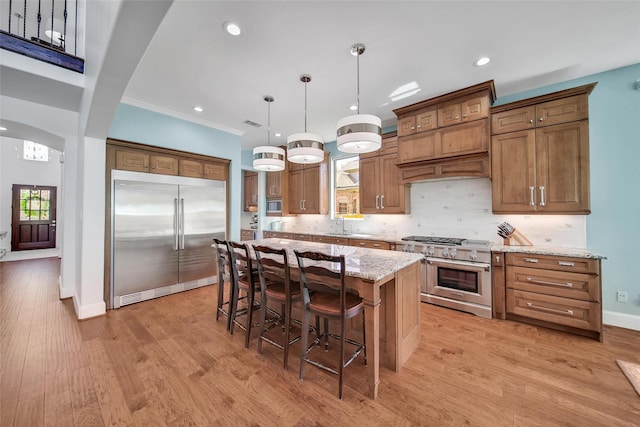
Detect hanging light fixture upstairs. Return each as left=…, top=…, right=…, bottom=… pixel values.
left=253, top=96, right=285, bottom=172
left=287, top=74, right=325, bottom=164
left=336, top=43, right=382, bottom=154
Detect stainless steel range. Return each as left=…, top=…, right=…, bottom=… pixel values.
left=398, top=236, right=492, bottom=319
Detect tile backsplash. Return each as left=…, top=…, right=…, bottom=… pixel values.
left=264, top=177, right=587, bottom=248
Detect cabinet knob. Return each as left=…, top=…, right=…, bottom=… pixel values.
left=417, top=125, right=421, bottom=128
left=529, top=119, right=534, bottom=124
left=462, top=114, right=467, bottom=118
left=455, top=116, right=460, bottom=120
left=539, top=117, right=544, bottom=122
left=411, top=126, right=415, bottom=130
left=495, top=255, right=500, bottom=263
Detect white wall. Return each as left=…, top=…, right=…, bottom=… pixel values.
left=0, top=137, right=63, bottom=256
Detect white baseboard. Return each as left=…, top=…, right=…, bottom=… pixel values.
left=603, top=310, right=640, bottom=332
left=74, top=298, right=106, bottom=320
left=58, top=275, right=73, bottom=299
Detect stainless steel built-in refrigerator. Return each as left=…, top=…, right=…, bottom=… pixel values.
left=111, top=170, right=226, bottom=308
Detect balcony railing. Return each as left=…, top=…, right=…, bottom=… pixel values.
left=0, top=0, right=84, bottom=73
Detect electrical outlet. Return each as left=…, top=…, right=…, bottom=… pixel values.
left=617, top=291, right=628, bottom=303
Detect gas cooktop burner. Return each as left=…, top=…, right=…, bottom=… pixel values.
left=401, top=236, right=465, bottom=245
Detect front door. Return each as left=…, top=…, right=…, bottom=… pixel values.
left=11, top=185, right=57, bottom=251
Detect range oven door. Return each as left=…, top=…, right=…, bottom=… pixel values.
left=426, top=257, right=491, bottom=306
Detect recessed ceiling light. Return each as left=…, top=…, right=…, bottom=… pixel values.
left=274, top=133, right=281, bottom=137
left=349, top=105, right=358, bottom=111
left=193, top=106, right=203, bottom=112
left=223, top=22, right=241, bottom=36
left=0, top=126, right=7, bottom=131
left=475, top=57, right=491, bottom=67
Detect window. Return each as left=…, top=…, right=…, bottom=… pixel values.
left=333, top=155, right=361, bottom=218
left=23, top=140, right=50, bottom=162
left=19, top=188, right=51, bottom=221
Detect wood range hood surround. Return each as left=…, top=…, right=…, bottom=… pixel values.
left=392, top=81, right=496, bottom=184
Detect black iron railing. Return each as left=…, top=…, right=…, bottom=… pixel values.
left=1, top=0, right=84, bottom=73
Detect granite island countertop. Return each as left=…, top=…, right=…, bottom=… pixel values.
left=249, top=238, right=424, bottom=282
left=490, top=244, right=606, bottom=260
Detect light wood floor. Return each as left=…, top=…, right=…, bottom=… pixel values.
left=1, top=257, right=639, bottom=426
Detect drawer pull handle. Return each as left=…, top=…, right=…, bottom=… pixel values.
left=524, top=258, right=539, bottom=263
left=558, top=261, right=575, bottom=267
left=526, top=277, right=573, bottom=288
left=526, top=302, right=573, bottom=316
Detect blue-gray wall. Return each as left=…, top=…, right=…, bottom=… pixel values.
left=109, top=103, right=243, bottom=240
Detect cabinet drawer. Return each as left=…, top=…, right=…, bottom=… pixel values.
left=116, top=150, right=149, bottom=172
left=180, top=159, right=204, bottom=178
left=506, top=289, right=600, bottom=332
left=507, top=266, right=599, bottom=302
left=150, top=155, right=178, bottom=175
left=348, top=239, right=390, bottom=250
left=204, top=162, right=226, bottom=180
left=491, top=106, right=536, bottom=134
left=312, top=235, right=349, bottom=245
left=506, top=253, right=599, bottom=274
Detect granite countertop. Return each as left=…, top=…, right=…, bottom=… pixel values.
left=490, top=244, right=607, bottom=260
left=250, top=238, right=424, bottom=282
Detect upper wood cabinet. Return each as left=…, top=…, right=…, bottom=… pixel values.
left=491, top=83, right=595, bottom=214
left=266, top=170, right=282, bottom=199
left=243, top=171, right=258, bottom=212
left=359, top=134, right=410, bottom=214
left=492, top=94, right=589, bottom=134
left=287, top=152, right=329, bottom=215
left=393, top=81, right=495, bottom=183
left=111, top=143, right=228, bottom=182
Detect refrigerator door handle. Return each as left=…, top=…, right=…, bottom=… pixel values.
left=173, top=198, right=179, bottom=251
left=180, top=198, right=185, bottom=250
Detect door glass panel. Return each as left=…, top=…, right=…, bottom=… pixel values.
left=18, top=189, right=50, bottom=222
left=437, top=267, right=478, bottom=293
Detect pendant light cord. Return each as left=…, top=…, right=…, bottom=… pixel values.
left=304, top=80, right=308, bottom=132
left=356, top=50, right=360, bottom=115
left=267, top=100, right=271, bottom=146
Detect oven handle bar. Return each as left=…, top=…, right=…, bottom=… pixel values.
left=426, top=257, right=490, bottom=272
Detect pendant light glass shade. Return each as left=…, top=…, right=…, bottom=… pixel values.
left=253, top=96, right=285, bottom=172
left=288, top=75, right=325, bottom=164
left=337, top=43, right=381, bottom=154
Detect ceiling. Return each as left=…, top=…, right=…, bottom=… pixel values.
left=122, top=1, right=639, bottom=150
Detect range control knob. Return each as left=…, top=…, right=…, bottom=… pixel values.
left=421, top=246, right=429, bottom=255
left=428, top=246, right=435, bottom=256
left=442, top=249, right=449, bottom=258
left=470, top=250, right=478, bottom=261
left=449, top=249, right=457, bottom=258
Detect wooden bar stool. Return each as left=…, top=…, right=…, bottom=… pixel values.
left=213, top=238, right=233, bottom=331
left=294, top=249, right=366, bottom=399
left=252, top=244, right=302, bottom=370
left=228, top=241, right=261, bottom=348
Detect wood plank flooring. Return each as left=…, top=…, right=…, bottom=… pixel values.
left=1, top=257, right=639, bottom=426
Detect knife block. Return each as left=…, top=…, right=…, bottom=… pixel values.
left=503, top=229, right=533, bottom=246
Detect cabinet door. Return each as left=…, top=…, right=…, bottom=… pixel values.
left=491, top=130, right=537, bottom=213
left=379, top=154, right=406, bottom=213
left=203, top=162, right=226, bottom=181
left=301, top=167, right=320, bottom=213
left=116, top=150, right=149, bottom=172
left=397, top=129, right=439, bottom=164
left=461, top=95, right=489, bottom=123
left=266, top=171, right=282, bottom=198
left=180, top=159, right=204, bottom=178
left=397, top=116, right=417, bottom=137
left=416, top=110, right=438, bottom=133
left=150, top=155, right=178, bottom=175
left=536, top=95, right=588, bottom=127
left=438, top=103, right=462, bottom=127
left=492, top=106, right=536, bottom=134
left=359, top=156, right=380, bottom=213
left=288, top=169, right=304, bottom=214
left=535, top=121, right=590, bottom=213
left=438, top=119, right=489, bottom=159
left=243, top=172, right=258, bottom=211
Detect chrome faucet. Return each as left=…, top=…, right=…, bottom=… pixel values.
left=336, top=216, right=346, bottom=235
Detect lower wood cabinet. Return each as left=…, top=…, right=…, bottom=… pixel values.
left=240, top=229, right=256, bottom=241
left=494, top=251, right=602, bottom=341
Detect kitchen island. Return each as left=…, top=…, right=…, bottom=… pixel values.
left=249, top=238, right=425, bottom=399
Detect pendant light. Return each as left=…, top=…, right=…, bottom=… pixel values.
left=287, top=74, right=325, bottom=164
left=336, top=43, right=382, bottom=154
left=253, top=96, right=285, bottom=172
